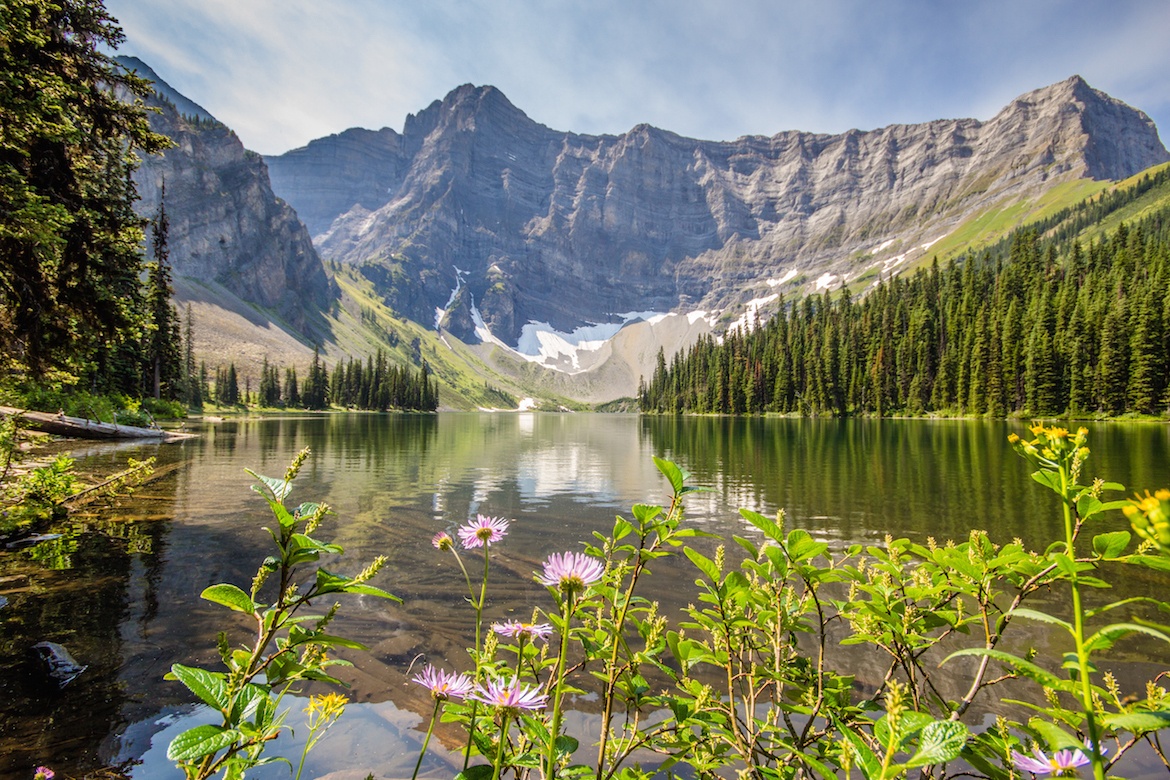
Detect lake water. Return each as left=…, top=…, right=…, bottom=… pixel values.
left=2, top=414, right=1169, bottom=780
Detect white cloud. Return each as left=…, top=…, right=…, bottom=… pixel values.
left=104, top=0, right=1170, bottom=155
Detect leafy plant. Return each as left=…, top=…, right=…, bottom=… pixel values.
left=165, top=448, right=399, bottom=780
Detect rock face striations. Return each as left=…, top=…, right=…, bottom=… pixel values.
left=267, top=77, right=1168, bottom=346
left=119, top=57, right=334, bottom=328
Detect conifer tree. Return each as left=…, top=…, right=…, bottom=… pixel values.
left=145, top=190, right=182, bottom=399
left=0, top=0, right=169, bottom=382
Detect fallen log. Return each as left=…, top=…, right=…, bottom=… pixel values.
left=0, top=406, right=194, bottom=441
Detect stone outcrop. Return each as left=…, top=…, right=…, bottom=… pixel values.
left=267, top=77, right=1168, bottom=346
left=119, top=57, right=335, bottom=328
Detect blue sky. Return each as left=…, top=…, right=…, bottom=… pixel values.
left=104, top=0, right=1170, bottom=157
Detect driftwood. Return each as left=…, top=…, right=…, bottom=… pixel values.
left=0, top=406, right=194, bottom=441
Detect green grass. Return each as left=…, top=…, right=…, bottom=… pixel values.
left=327, top=268, right=558, bottom=410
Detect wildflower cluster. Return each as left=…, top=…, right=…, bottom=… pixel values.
left=1125, top=489, right=1170, bottom=553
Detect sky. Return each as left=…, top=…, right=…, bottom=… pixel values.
left=104, top=0, right=1170, bottom=157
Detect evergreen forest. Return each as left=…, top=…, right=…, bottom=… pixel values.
left=640, top=177, right=1170, bottom=418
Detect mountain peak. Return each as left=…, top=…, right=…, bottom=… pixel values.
left=115, top=56, right=218, bottom=124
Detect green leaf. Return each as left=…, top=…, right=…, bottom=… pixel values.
left=554, top=735, right=579, bottom=757
left=684, top=547, right=721, bottom=583
left=169, top=664, right=230, bottom=711
left=1103, top=711, right=1170, bottom=735
left=841, top=728, right=881, bottom=780
left=337, top=583, right=401, bottom=601
left=308, top=633, right=369, bottom=650
left=1129, top=555, right=1170, bottom=573
left=230, top=683, right=273, bottom=725
left=455, top=765, right=495, bottom=780
left=874, top=710, right=933, bottom=750
left=653, top=457, right=687, bottom=495
left=942, top=648, right=1075, bottom=693
left=905, top=720, right=968, bottom=767
left=1031, top=470, right=1063, bottom=494
left=201, top=583, right=256, bottom=614
left=1092, top=531, right=1131, bottom=559
left=1011, top=608, right=1072, bottom=633
left=246, top=470, right=292, bottom=502
left=1083, top=622, right=1170, bottom=654
left=740, top=508, right=784, bottom=544
left=166, top=724, right=240, bottom=761
left=1027, top=719, right=1082, bottom=751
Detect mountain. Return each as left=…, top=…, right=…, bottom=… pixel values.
left=266, top=77, right=1169, bottom=355
left=117, top=56, right=335, bottom=331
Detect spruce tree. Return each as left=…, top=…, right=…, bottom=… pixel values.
left=145, top=190, right=182, bottom=399
left=0, top=0, right=169, bottom=381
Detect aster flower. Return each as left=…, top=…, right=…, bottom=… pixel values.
left=411, top=664, right=474, bottom=701
left=431, top=531, right=454, bottom=551
left=537, top=551, right=605, bottom=594
left=492, top=620, right=554, bottom=642
left=468, top=676, right=548, bottom=715
left=1011, top=745, right=1095, bottom=776
left=34, top=769, right=54, bottom=780
left=457, top=515, right=510, bottom=549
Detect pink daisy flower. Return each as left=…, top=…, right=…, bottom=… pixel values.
left=1011, top=745, right=1097, bottom=776
left=457, top=515, right=510, bottom=549
left=411, top=664, right=474, bottom=701
left=537, top=551, right=605, bottom=594
left=492, top=620, right=554, bottom=642
left=468, top=677, right=548, bottom=715
left=431, top=531, right=454, bottom=551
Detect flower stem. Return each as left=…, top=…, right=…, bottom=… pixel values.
left=411, top=699, right=442, bottom=780
left=1061, top=468, right=1105, bottom=780
left=546, top=593, right=574, bottom=779
left=490, top=715, right=511, bottom=780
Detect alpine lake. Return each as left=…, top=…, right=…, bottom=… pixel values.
left=3, top=414, right=1170, bottom=780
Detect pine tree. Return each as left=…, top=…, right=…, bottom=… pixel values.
left=0, top=0, right=169, bottom=381
left=284, top=367, right=300, bottom=408
left=182, top=304, right=201, bottom=408
left=145, top=190, right=182, bottom=399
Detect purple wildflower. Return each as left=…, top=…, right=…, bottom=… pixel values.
left=34, top=769, right=54, bottom=780
left=492, top=620, right=554, bottom=642
left=468, top=677, right=548, bottom=715
left=537, top=551, right=605, bottom=594
left=457, top=515, right=510, bottom=549
left=411, top=665, right=474, bottom=701
left=1011, top=746, right=1094, bottom=776
left=431, top=531, right=454, bottom=551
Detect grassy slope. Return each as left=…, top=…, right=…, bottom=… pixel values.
left=886, top=161, right=1170, bottom=282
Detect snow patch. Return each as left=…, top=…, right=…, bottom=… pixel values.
left=687, top=310, right=714, bottom=325
left=767, top=269, right=799, bottom=287
left=473, top=309, right=681, bottom=374
left=516, top=397, right=537, bottom=411
left=815, top=272, right=837, bottom=290
left=516, top=321, right=625, bottom=370
left=435, top=266, right=469, bottom=329
left=871, top=238, right=897, bottom=254
left=726, top=294, right=779, bottom=335
left=920, top=236, right=942, bottom=251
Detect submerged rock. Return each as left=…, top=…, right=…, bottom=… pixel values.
left=31, top=641, right=88, bottom=688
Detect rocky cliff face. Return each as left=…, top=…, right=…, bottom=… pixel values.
left=119, top=57, right=335, bottom=328
left=267, top=76, right=1168, bottom=347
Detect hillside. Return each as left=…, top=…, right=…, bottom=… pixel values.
left=641, top=163, right=1170, bottom=417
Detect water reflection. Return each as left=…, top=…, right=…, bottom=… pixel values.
left=1, top=415, right=1168, bottom=780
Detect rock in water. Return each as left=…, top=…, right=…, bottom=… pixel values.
left=32, top=641, right=87, bottom=688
